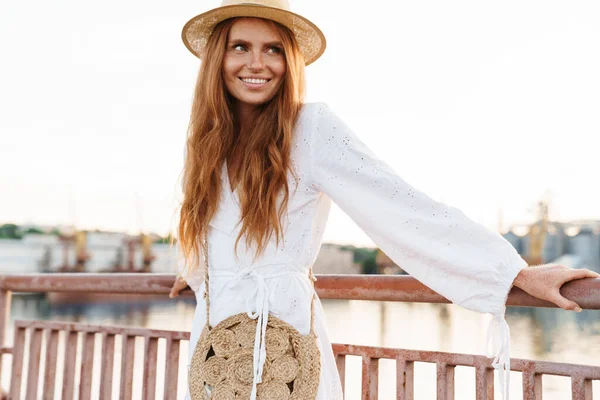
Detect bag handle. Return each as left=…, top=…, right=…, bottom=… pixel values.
left=201, top=235, right=317, bottom=334
left=202, top=236, right=211, bottom=328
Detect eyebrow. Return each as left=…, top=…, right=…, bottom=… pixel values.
left=228, top=38, right=283, bottom=47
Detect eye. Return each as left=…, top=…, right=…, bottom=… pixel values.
left=232, top=44, right=246, bottom=51
left=267, top=46, right=283, bottom=55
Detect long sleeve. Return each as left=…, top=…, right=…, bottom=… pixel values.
left=175, top=241, right=205, bottom=293
left=307, top=102, right=527, bottom=399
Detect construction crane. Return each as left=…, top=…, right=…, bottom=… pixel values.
left=524, top=200, right=549, bottom=266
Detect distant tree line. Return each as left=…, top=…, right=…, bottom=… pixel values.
left=0, top=224, right=52, bottom=239
left=340, top=244, right=379, bottom=274
left=0, top=223, right=176, bottom=244
left=154, top=232, right=176, bottom=244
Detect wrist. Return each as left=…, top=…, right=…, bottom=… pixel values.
left=512, top=266, right=531, bottom=289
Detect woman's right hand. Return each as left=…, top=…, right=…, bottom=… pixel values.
left=169, top=276, right=189, bottom=298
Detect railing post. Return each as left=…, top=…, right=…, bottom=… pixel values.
left=522, top=362, right=543, bottom=400
left=437, top=362, right=455, bottom=400
left=475, top=364, right=494, bottom=400
left=397, top=358, right=414, bottom=400
left=43, top=329, right=59, bottom=400
left=335, top=353, right=346, bottom=396
left=0, top=288, right=12, bottom=395
left=99, top=333, right=116, bottom=400
left=120, top=335, right=135, bottom=400
left=142, top=336, right=159, bottom=400
left=62, top=330, right=78, bottom=399
left=9, top=327, right=25, bottom=399
left=163, top=338, right=181, bottom=400
left=571, top=375, right=593, bottom=400
left=362, top=356, right=379, bottom=400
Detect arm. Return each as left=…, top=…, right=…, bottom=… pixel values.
left=307, top=102, right=527, bottom=399
left=305, top=103, right=600, bottom=311
left=307, top=102, right=527, bottom=316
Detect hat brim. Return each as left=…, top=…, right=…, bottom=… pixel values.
left=181, top=4, right=326, bottom=66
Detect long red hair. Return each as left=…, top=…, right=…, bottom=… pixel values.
left=178, top=17, right=306, bottom=272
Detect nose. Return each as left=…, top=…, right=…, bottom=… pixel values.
left=246, top=50, right=265, bottom=71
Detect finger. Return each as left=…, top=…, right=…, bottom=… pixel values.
left=169, top=281, right=185, bottom=298
left=550, top=292, right=582, bottom=312
left=170, top=286, right=183, bottom=298
left=569, top=268, right=600, bottom=281
left=173, top=279, right=190, bottom=297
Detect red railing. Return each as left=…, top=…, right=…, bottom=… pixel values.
left=0, top=274, right=599, bottom=399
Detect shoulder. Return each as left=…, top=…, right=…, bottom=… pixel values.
left=298, top=101, right=333, bottom=123
left=300, top=101, right=328, bottom=112
left=297, top=101, right=355, bottom=144
left=291, top=103, right=332, bottom=173
left=293, top=102, right=324, bottom=146
left=295, top=101, right=360, bottom=164
left=296, top=101, right=343, bottom=140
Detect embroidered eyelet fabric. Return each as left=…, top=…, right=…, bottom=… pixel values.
left=179, top=102, right=527, bottom=400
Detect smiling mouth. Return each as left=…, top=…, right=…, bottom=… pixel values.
left=239, top=77, right=271, bottom=85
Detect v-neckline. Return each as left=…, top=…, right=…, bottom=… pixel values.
left=223, top=162, right=240, bottom=207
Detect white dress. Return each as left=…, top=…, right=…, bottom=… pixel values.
left=179, top=102, right=527, bottom=400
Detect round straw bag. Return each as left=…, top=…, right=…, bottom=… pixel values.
left=189, top=237, right=321, bottom=400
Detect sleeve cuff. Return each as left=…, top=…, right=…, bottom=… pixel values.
left=492, top=255, right=528, bottom=317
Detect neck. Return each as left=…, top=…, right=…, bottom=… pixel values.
left=233, top=100, right=259, bottom=131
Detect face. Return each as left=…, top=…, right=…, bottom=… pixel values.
left=222, top=18, right=287, bottom=111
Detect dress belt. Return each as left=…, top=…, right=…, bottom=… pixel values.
left=210, top=267, right=313, bottom=400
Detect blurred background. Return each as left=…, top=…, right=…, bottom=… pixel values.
left=1, top=0, right=599, bottom=398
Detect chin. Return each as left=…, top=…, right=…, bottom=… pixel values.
left=238, top=94, right=276, bottom=107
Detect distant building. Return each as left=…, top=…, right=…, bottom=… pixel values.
left=543, top=223, right=568, bottom=262
left=504, top=219, right=600, bottom=272
left=518, top=222, right=567, bottom=264
left=313, top=243, right=361, bottom=275
left=502, top=231, right=523, bottom=254
left=375, top=249, right=405, bottom=275
left=21, top=233, right=60, bottom=246
left=568, top=228, right=600, bottom=271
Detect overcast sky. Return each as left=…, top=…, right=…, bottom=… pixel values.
left=1, top=0, right=599, bottom=246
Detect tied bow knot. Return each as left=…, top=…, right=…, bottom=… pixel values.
left=486, top=313, right=511, bottom=400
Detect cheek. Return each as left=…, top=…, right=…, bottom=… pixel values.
left=222, top=57, right=240, bottom=80
left=272, top=60, right=287, bottom=80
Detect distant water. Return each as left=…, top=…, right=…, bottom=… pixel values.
left=1, top=239, right=599, bottom=398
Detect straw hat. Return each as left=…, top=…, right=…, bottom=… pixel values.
left=181, top=0, right=326, bottom=65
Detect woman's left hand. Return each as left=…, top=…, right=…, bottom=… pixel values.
left=169, top=276, right=189, bottom=299
left=513, top=264, right=600, bottom=311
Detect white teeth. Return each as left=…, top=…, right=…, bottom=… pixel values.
left=242, top=78, right=268, bottom=84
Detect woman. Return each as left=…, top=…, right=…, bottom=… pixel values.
left=170, top=1, right=600, bottom=399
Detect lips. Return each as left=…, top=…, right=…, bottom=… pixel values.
left=238, top=77, right=271, bottom=90
left=239, top=77, right=270, bottom=84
